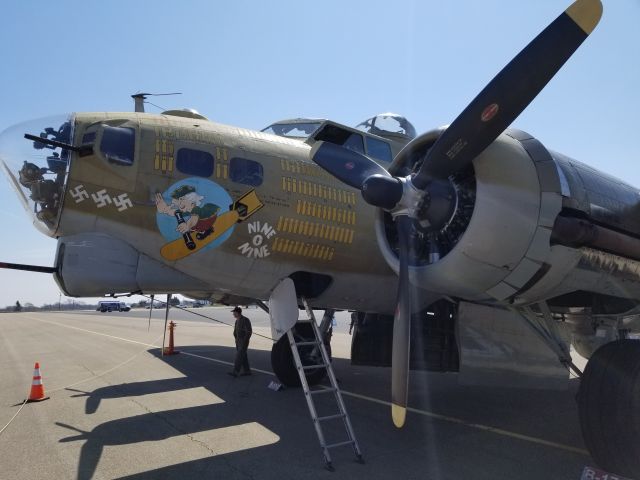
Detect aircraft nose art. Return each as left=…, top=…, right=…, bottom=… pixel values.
left=0, top=114, right=75, bottom=236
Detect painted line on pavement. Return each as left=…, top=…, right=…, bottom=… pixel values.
left=25, top=315, right=162, bottom=349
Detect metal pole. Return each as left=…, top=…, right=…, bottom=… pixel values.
left=162, top=294, right=171, bottom=356
left=148, top=294, right=155, bottom=332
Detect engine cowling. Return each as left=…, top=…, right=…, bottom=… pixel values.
left=375, top=129, right=566, bottom=303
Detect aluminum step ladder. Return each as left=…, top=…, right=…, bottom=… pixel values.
left=286, top=299, right=364, bottom=470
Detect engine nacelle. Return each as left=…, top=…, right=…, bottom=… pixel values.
left=376, top=129, right=570, bottom=304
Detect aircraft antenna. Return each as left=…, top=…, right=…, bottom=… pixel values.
left=131, top=92, right=182, bottom=113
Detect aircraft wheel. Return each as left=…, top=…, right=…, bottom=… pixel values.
left=577, top=339, right=640, bottom=477
left=271, top=322, right=327, bottom=387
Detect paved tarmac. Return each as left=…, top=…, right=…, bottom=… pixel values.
left=0, top=307, right=596, bottom=479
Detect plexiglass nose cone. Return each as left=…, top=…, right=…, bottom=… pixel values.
left=0, top=114, right=74, bottom=236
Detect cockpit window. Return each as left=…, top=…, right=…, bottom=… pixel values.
left=343, top=132, right=365, bottom=154
left=262, top=122, right=322, bottom=139
left=100, top=126, right=135, bottom=166
left=313, top=124, right=365, bottom=154
left=356, top=113, right=417, bottom=139
left=366, top=136, right=392, bottom=162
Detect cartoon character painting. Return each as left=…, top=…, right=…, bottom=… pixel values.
left=155, top=178, right=264, bottom=261
left=156, top=184, right=221, bottom=242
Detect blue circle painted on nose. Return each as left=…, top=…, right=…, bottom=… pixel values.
left=156, top=178, right=233, bottom=253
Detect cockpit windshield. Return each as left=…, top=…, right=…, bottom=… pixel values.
left=261, top=121, right=322, bottom=139
left=0, top=114, right=74, bottom=236
left=356, top=113, right=416, bottom=139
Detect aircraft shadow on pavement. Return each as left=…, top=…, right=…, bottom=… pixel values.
left=55, top=345, right=589, bottom=480
left=56, top=345, right=359, bottom=480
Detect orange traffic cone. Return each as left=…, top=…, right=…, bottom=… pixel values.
left=27, top=362, right=49, bottom=402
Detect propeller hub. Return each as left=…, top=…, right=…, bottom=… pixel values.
left=416, top=178, right=458, bottom=232
left=361, top=174, right=403, bottom=210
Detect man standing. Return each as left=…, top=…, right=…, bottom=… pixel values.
left=229, top=306, right=252, bottom=377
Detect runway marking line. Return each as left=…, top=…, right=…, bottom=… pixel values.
left=25, top=315, right=163, bottom=349
left=24, top=314, right=589, bottom=457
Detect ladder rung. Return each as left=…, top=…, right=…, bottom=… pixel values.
left=317, top=413, right=345, bottom=422
left=301, top=363, right=327, bottom=370
left=309, top=387, right=336, bottom=395
left=297, top=318, right=313, bottom=323
left=294, top=341, right=319, bottom=346
left=325, top=440, right=355, bottom=449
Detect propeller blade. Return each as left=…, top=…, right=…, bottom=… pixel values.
left=413, top=0, right=602, bottom=189
left=310, top=141, right=390, bottom=190
left=391, top=215, right=413, bottom=428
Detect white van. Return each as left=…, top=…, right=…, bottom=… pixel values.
left=97, top=301, right=131, bottom=312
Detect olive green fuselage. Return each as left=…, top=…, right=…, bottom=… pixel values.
left=58, top=112, right=398, bottom=312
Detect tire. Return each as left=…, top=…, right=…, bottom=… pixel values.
left=271, top=322, right=328, bottom=387
left=577, top=339, right=640, bottom=477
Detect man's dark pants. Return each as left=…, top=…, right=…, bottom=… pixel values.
left=234, top=337, right=250, bottom=373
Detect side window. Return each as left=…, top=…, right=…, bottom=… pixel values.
left=176, top=148, right=214, bottom=177
left=100, top=126, right=135, bottom=166
left=230, top=157, right=263, bottom=187
left=366, top=136, right=392, bottom=162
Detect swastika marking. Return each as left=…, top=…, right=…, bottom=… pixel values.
left=113, top=193, right=133, bottom=212
left=69, top=185, right=89, bottom=203
left=91, top=189, right=113, bottom=208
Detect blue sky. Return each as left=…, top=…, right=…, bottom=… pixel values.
left=0, top=1, right=638, bottom=307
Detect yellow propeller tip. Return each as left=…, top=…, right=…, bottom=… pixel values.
left=566, top=0, right=603, bottom=35
left=392, top=404, right=406, bottom=428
